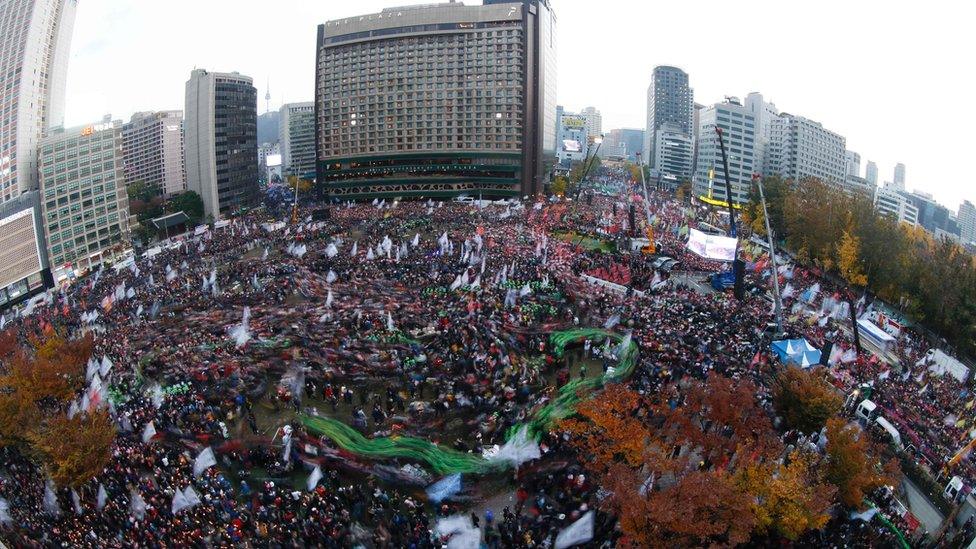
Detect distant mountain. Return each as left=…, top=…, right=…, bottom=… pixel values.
left=257, top=111, right=280, bottom=145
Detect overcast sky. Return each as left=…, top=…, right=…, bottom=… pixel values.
left=65, top=0, right=972, bottom=209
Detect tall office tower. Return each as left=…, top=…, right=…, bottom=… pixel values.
left=893, top=162, right=906, bottom=190
left=581, top=106, right=602, bottom=141
left=845, top=150, right=861, bottom=178
left=315, top=0, right=557, bottom=199
left=959, top=200, right=976, bottom=244
left=643, top=66, right=693, bottom=167
left=744, top=92, right=779, bottom=176
left=184, top=69, right=259, bottom=220
left=38, top=120, right=130, bottom=276
left=279, top=102, right=315, bottom=178
left=0, top=0, right=77, bottom=204
left=764, top=113, right=846, bottom=183
left=691, top=98, right=757, bottom=205
left=653, top=123, right=693, bottom=181
left=121, top=111, right=186, bottom=197
left=865, top=160, right=878, bottom=185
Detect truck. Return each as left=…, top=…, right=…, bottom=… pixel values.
left=856, top=399, right=903, bottom=449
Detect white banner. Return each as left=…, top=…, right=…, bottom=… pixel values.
left=687, top=228, right=738, bottom=262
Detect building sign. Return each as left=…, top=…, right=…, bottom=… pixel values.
left=81, top=122, right=114, bottom=136
left=561, top=115, right=585, bottom=129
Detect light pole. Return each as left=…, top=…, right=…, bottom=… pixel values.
left=755, top=174, right=784, bottom=335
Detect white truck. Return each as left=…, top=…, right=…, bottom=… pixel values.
left=856, top=399, right=903, bottom=449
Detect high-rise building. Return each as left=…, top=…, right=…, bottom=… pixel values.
left=315, top=0, right=557, bottom=199
left=845, top=150, right=861, bottom=178
left=653, top=123, right=693, bottom=181
left=184, top=69, right=259, bottom=220
left=874, top=187, right=918, bottom=227
left=279, top=102, right=315, bottom=178
left=764, top=113, right=846, bottom=183
left=0, top=191, right=52, bottom=309
left=38, top=120, right=130, bottom=275
left=865, top=160, right=878, bottom=185
left=602, top=128, right=644, bottom=161
left=907, top=192, right=958, bottom=236
left=958, top=200, right=976, bottom=245
left=692, top=98, right=757, bottom=205
left=556, top=111, right=588, bottom=165
left=581, top=106, right=602, bottom=142
left=893, top=162, right=906, bottom=190
left=0, top=0, right=77, bottom=204
left=744, top=92, right=779, bottom=176
left=644, top=66, right=693, bottom=167
left=121, top=111, right=185, bottom=197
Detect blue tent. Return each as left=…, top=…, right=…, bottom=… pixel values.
left=772, top=339, right=822, bottom=368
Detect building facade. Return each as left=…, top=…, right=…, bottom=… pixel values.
left=644, top=66, right=693, bottom=167
left=893, top=162, right=906, bottom=190
left=37, top=120, right=130, bottom=275
left=0, top=0, right=77, bottom=204
left=556, top=111, right=588, bottom=165
left=121, top=111, right=185, bottom=197
left=744, top=92, right=778, bottom=177
left=907, top=192, right=958, bottom=237
left=874, top=186, right=918, bottom=227
left=0, top=191, right=51, bottom=309
left=652, top=122, right=693, bottom=181
left=315, top=0, right=557, bottom=199
left=184, top=69, right=259, bottom=220
left=865, top=160, right=878, bottom=185
left=279, top=102, right=315, bottom=178
left=958, top=200, right=976, bottom=245
left=691, top=99, right=757, bottom=205
left=580, top=106, right=602, bottom=142
left=845, top=150, right=861, bottom=178
left=764, top=113, right=846, bottom=184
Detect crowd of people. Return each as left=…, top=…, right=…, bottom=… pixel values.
left=0, top=172, right=966, bottom=547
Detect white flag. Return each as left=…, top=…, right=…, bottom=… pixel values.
left=71, top=488, right=83, bottom=515
left=307, top=465, right=323, bottom=491
left=555, top=510, right=594, bottom=549
left=142, top=421, right=157, bottom=443
left=183, top=486, right=201, bottom=508
left=43, top=480, right=60, bottom=516
left=130, top=489, right=146, bottom=520
left=0, top=498, right=11, bottom=525
left=100, top=356, right=113, bottom=377
left=171, top=489, right=190, bottom=514
left=96, top=484, right=108, bottom=511
left=193, top=447, right=217, bottom=477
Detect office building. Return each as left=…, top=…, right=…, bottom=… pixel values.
left=865, top=160, right=878, bottom=185
left=602, top=128, right=643, bottom=161
left=315, top=0, right=557, bottom=199
left=958, top=200, right=976, bottom=244
left=37, top=120, right=130, bottom=275
left=0, top=191, right=52, bottom=309
left=121, top=111, right=185, bottom=197
left=258, top=142, right=283, bottom=186
left=581, top=106, right=602, bottom=142
left=764, top=113, right=846, bottom=183
left=644, top=66, right=693, bottom=167
left=840, top=175, right=875, bottom=197
left=691, top=98, right=757, bottom=205
left=893, top=162, right=906, bottom=190
left=744, top=92, right=778, bottom=176
left=652, top=123, right=693, bottom=181
left=0, top=0, right=77, bottom=203
left=556, top=111, right=588, bottom=165
left=184, top=69, right=260, bottom=220
left=874, top=186, right=918, bottom=227
left=845, top=150, right=861, bottom=178
left=279, top=102, right=315, bottom=178
left=907, top=192, right=958, bottom=236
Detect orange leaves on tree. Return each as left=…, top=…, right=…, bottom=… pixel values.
left=825, top=417, right=897, bottom=508
left=29, top=410, right=115, bottom=488
left=772, top=366, right=842, bottom=435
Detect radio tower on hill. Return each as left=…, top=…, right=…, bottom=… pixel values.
left=265, top=78, right=271, bottom=114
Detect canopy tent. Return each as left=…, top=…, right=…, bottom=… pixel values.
left=772, top=338, right=822, bottom=368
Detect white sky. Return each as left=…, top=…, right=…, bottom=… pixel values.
left=64, top=0, right=974, bottom=209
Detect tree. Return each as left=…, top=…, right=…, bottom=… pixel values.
left=29, top=410, right=116, bottom=488
left=550, top=176, right=569, bottom=197
left=0, top=330, right=115, bottom=488
left=771, top=367, right=842, bottom=435
left=837, top=223, right=868, bottom=288
left=824, top=418, right=898, bottom=508
left=166, top=190, right=205, bottom=223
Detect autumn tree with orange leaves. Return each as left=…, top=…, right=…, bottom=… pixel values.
left=0, top=328, right=115, bottom=487
left=561, top=375, right=836, bottom=546
left=824, top=417, right=899, bottom=508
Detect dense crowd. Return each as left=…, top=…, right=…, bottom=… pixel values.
left=0, top=175, right=962, bottom=547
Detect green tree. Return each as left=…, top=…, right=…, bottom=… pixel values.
left=550, top=175, right=569, bottom=197
left=772, top=367, right=842, bottom=434
left=166, top=190, right=205, bottom=223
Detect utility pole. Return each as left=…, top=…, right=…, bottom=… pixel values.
left=755, top=174, right=784, bottom=335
